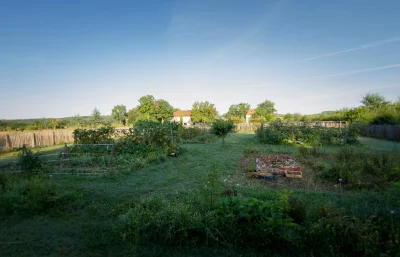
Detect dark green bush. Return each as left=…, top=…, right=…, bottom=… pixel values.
left=210, top=120, right=235, bottom=142
left=73, top=126, right=115, bottom=144
left=18, top=145, right=44, bottom=172
left=116, top=121, right=180, bottom=157
left=255, top=120, right=360, bottom=146
left=120, top=190, right=300, bottom=254
left=179, top=127, right=205, bottom=140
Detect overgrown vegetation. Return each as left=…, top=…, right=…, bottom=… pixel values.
left=256, top=120, right=359, bottom=146
left=1, top=133, right=399, bottom=256
left=73, top=126, right=116, bottom=144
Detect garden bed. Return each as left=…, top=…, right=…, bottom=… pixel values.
left=251, top=154, right=302, bottom=179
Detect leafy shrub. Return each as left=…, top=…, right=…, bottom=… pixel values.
left=210, top=119, right=235, bottom=142
left=215, top=192, right=300, bottom=250
left=255, top=120, right=359, bottom=146
left=73, top=126, right=115, bottom=144
left=178, top=127, right=205, bottom=140
left=255, top=123, right=285, bottom=144
left=303, top=212, right=397, bottom=256
left=120, top=189, right=300, bottom=254
left=18, top=145, right=44, bottom=172
left=116, top=121, right=180, bottom=156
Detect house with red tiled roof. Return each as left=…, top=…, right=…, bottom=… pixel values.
left=246, top=109, right=255, bottom=123
left=171, top=110, right=192, bottom=126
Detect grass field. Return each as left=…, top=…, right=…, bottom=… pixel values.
left=0, top=134, right=399, bottom=256
left=0, top=144, right=70, bottom=165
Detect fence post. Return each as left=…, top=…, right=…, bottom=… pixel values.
left=32, top=133, right=37, bottom=148
left=5, top=134, right=12, bottom=148
left=53, top=131, right=56, bottom=145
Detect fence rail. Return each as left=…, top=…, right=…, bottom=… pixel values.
left=360, top=125, right=400, bottom=142
left=0, top=129, right=74, bottom=149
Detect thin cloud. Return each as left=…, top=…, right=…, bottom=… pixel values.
left=302, top=37, right=400, bottom=61
left=294, top=63, right=400, bottom=82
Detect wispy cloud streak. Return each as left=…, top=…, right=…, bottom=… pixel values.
left=294, top=63, right=400, bottom=81
left=302, top=37, right=400, bottom=61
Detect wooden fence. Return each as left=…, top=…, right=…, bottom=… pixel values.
left=0, top=129, right=74, bottom=149
left=360, top=125, right=400, bottom=142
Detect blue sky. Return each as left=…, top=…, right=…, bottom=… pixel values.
left=1, top=0, right=399, bottom=119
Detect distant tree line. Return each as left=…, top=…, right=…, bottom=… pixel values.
left=281, top=93, right=400, bottom=125
left=1, top=92, right=399, bottom=132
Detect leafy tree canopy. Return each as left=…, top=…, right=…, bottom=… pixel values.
left=253, top=100, right=276, bottom=122
left=226, top=103, right=250, bottom=120
left=191, top=101, right=218, bottom=124
left=361, top=93, right=389, bottom=110
left=111, top=105, right=127, bottom=125
left=128, top=95, right=174, bottom=124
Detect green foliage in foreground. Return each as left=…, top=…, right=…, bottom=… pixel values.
left=119, top=184, right=400, bottom=256
left=1, top=134, right=400, bottom=256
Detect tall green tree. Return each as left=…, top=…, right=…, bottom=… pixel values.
left=111, top=105, right=127, bottom=125
left=191, top=101, right=218, bottom=126
left=91, top=107, right=102, bottom=128
left=132, top=95, right=174, bottom=123
left=154, top=99, right=174, bottom=123
left=137, top=95, right=156, bottom=120
left=226, top=103, right=250, bottom=120
left=361, top=93, right=389, bottom=110
left=253, top=100, right=276, bottom=121
left=393, top=97, right=400, bottom=111
left=127, top=108, right=140, bottom=125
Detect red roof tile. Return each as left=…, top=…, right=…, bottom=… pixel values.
left=246, top=109, right=255, bottom=115
left=173, top=110, right=192, bottom=117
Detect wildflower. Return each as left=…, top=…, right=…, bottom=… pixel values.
left=223, top=179, right=227, bottom=182
left=334, top=185, right=337, bottom=187
left=391, top=210, right=395, bottom=214
left=236, top=184, right=240, bottom=186
left=339, top=178, right=342, bottom=182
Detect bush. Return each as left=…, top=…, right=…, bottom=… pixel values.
left=179, top=127, right=205, bottom=140
left=117, top=121, right=180, bottom=156
left=73, top=126, right=115, bottom=144
left=18, top=145, right=44, bottom=172
left=210, top=120, right=235, bottom=143
left=120, top=189, right=300, bottom=254
left=255, top=120, right=359, bottom=146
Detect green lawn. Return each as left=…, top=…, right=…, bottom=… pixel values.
left=0, top=144, right=70, bottom=165
left=359, top=136, right=400, bottom=152
left=0, top=134, right=399, bottom=256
